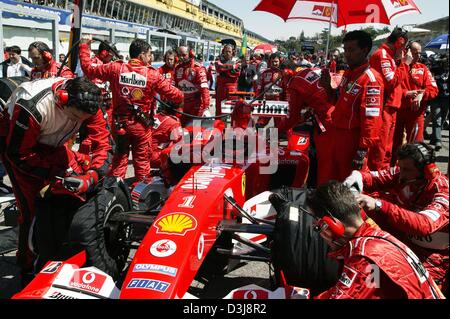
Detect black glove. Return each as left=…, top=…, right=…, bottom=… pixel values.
left=352, top=149, right=367, bottom=170
left=62, top=170, right=98, bottom=194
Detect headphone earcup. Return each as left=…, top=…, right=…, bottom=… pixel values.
left=321, top=216, right=345, bottom=238
left=42, top=51, right=53, bottom=63
left=54, top=89, right=69, bottom=108
left=424, top=163, right=438, bottom=180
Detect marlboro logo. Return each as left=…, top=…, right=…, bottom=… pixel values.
left=119, top=72, right=147, bottom=87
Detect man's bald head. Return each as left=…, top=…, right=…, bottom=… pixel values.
left=177, top=46, right=191, bottom=63
left=410, top=41, right=422, bottom=64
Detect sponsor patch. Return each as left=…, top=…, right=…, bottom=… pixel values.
left=119, top=72, right=147, bottom=87
left=132, top=263, right=178, bottom=277
left=411, top=68, right=424, bottom=75
left=350, top=84, right=361, bottom=95
left=154, top=212, right=197, bottom=236
left=366, top=96, right=380, bottom=106
left=366, top=86, right=381, bottom=95
left=69, top=270, right=107, bottom=294
left=131, top=88, right=144, bottom=100
left=178, top=79, right=198, bottom=93
left=366, top=107, right=380, bottom=117
left=297, top=136, right=308, bottom=145
left=126, top=279, right=170, bottom=293
left=121, top=86, right=130, bottom=96
left=304, top=70, right=320, bottom=83
left=339, top=266, right=357, bottom=288
left=41, top=261, right=63, bottom=274
left=150, top=239, right=177, bottom=257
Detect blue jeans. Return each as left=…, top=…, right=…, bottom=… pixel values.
left=430, top=97, right=449, bottom=144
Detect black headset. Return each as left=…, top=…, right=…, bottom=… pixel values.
left=414, top=143, right=438, bottom=180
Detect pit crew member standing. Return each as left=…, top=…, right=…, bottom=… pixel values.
left=369, top=28, right=412, bottom=168
left=285, top=67, right=336, bottom=185
left=215, top=44, right=240, bottom=115
left=310, top=181, right=444, bottom=299
left=81, top=40, right=118, bottom=125
left=321, top=30, right=384, bottom=180
left=174, top=46, right=210, bottom=125
left=79, top=38, right=183, bottom=184
left=345, top=143, right=449, bottom=294
left=392, top=42, right=438, bottom=164
left=257, top=52, right=287, bottom=101
left=158, top=49, right=177, bottom=86
left=28, top=41, right=74, bottom=80
left=0, top=77, right=112, bottom=283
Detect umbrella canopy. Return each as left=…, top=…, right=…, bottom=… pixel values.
left=253, top=43, right=278, bottom=55
left=425, top=34, right=449, bottom=50
left=374, top=27, right=430, bottom=41
left=254, top=0, right=421, bottom=28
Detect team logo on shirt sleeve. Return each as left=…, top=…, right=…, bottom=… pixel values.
left=339, top=265, right=358, bottom=288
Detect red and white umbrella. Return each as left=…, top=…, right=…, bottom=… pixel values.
left=254, top=0, right=421, bottom=58
left=253, top=43, right=278, bottom=55
left=254, top=0, right=421, bottom=28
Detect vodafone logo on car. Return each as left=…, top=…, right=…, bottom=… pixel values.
left=150, top=239, right=177, bottom=257
left=69, top=270, right=107, bottom=294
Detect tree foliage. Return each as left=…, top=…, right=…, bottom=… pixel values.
left=274, top=26, right=391, bottom=54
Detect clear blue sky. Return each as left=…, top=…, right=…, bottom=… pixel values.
left=208, top=0, right=449, bottom=40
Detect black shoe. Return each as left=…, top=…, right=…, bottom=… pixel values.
left=435, top=141, right=442, bottom=152
left=0, top=181, right=13, bottom=195
left=443, top=120, right=449, bottom=130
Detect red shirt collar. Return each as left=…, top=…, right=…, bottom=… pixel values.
left=345, top=62, right=370, bottom=80
left=128, top=58, right=145, bottom=67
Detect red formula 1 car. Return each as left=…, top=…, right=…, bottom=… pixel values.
left=14, top=96, right=333, bottom=299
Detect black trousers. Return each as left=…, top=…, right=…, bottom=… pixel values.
left=33, top=179, right=119, bottom=279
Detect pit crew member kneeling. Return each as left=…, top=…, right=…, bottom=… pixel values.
left=344, top=143, right=449, bottom=295
left=310, top=181, right=444, bottom=299
left=1, top=77, right=115, bottom=282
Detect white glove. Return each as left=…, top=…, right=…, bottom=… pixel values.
left=343, top=170, right=363, bottom=194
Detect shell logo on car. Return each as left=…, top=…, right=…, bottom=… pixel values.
left=154, top=213, right=198, bottom=236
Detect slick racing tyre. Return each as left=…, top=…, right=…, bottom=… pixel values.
left=103, top=178, right=132, bottom=275
left=270, top=187, right=339, bottom=295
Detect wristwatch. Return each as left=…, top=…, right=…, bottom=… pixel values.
left=374, top=199, right=383, bottom=212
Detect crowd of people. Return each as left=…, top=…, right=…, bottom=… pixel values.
left=0, top=27, right=448, bottom=299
